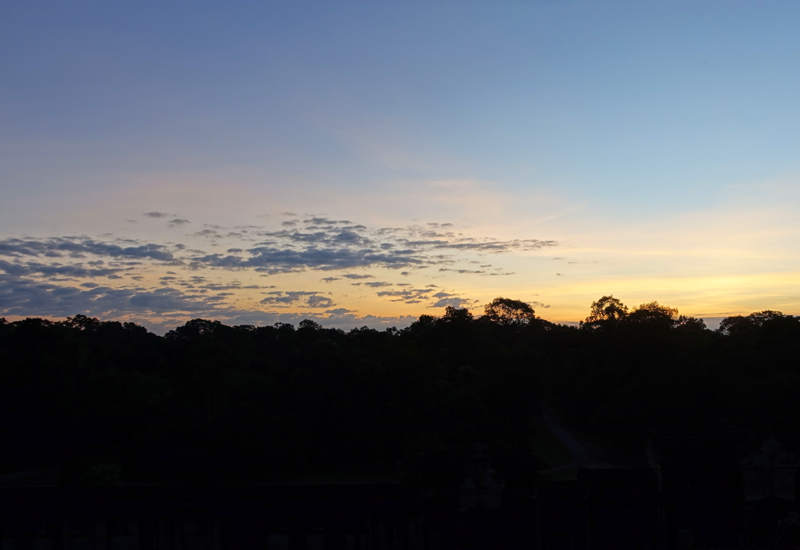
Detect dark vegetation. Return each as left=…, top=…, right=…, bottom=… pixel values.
left=1, top=296, right=798, bottom=483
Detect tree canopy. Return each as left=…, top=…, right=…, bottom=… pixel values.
left=1, top=297, right=798, bottom=483
left=585, top=295, right=628, bottom=323
left=483, top=297, right=536, bottom=327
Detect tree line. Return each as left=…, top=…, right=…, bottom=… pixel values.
left=0, top=297, right=797, bottom=482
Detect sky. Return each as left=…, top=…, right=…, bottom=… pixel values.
left=2, top=0, right=799, bottom=333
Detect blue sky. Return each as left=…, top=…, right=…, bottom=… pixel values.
left=2, top=0, right=799, bottom=332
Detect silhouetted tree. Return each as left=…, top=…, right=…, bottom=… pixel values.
left=482, top=297, right=536, bottom=327
left=627, top=301, right=678, bottom=325
left=585, top=295, right=628, bottom=323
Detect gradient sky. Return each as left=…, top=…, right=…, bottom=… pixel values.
left=2, top=0, right=799, bottom=333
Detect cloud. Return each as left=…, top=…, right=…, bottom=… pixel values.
left=128, top=289, right=218, bottom=312
left=368, top=285, right=476, bottom=310
left=0, top=274, right=426, bottom=335
left=0, top=276, right=346, bottom=329
left=430, top=296, right=475, bottom=309
left=439, top=268, right=485, bottom=274
left=192, top=229, right=220, bottom=239
left=196, top=246, right=425, bottom=273
left=0, top=275, right=225, bottom=319
left=303, top=217, right=353, bottom=226
left=324, top=308, right=354, bottom=315
left=0, top=217, right=556, bottom=278
left=257, top=228, right=373, bottom=248
left=0, top=214, right=560, bottom=328
left=0, top=259, right=122, bottom=279
left=399, top=237, right=556, bottom=253
left=260, top=290, right=335, bottom=309
left=376, top=287, right=436, bottom=304
left=307, top=295, right=335, bottom=308
left=1, top=216, right=558, bottom=280
left=0, top=237, right=174, bottom=262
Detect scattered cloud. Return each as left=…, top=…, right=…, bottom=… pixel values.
left=260, top=290, right=335, bottom=309
left=376, top=287, right=438, bottom=305
left=193, top=246, right=424, bottom=273
left=430, top=296, right=475, bottom=309
left=0, top=274, right=418, bottom=334
left=0, top=214, right=560, bottom=328
left=439, top=268, right=485, bottom=274
left=0, top=237, right=174, bottom=262
left=173, top=219, right=558, bottom=275
left=0, top=275, right=222, bottom=319
left=307, top=295, right=335, bottom=308
left=0, top=259, right=121, bottom=279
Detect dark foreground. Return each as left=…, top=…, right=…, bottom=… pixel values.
left=2, top=433, right=800, bottom=550
left=2, top=302, right=800, bottom=548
